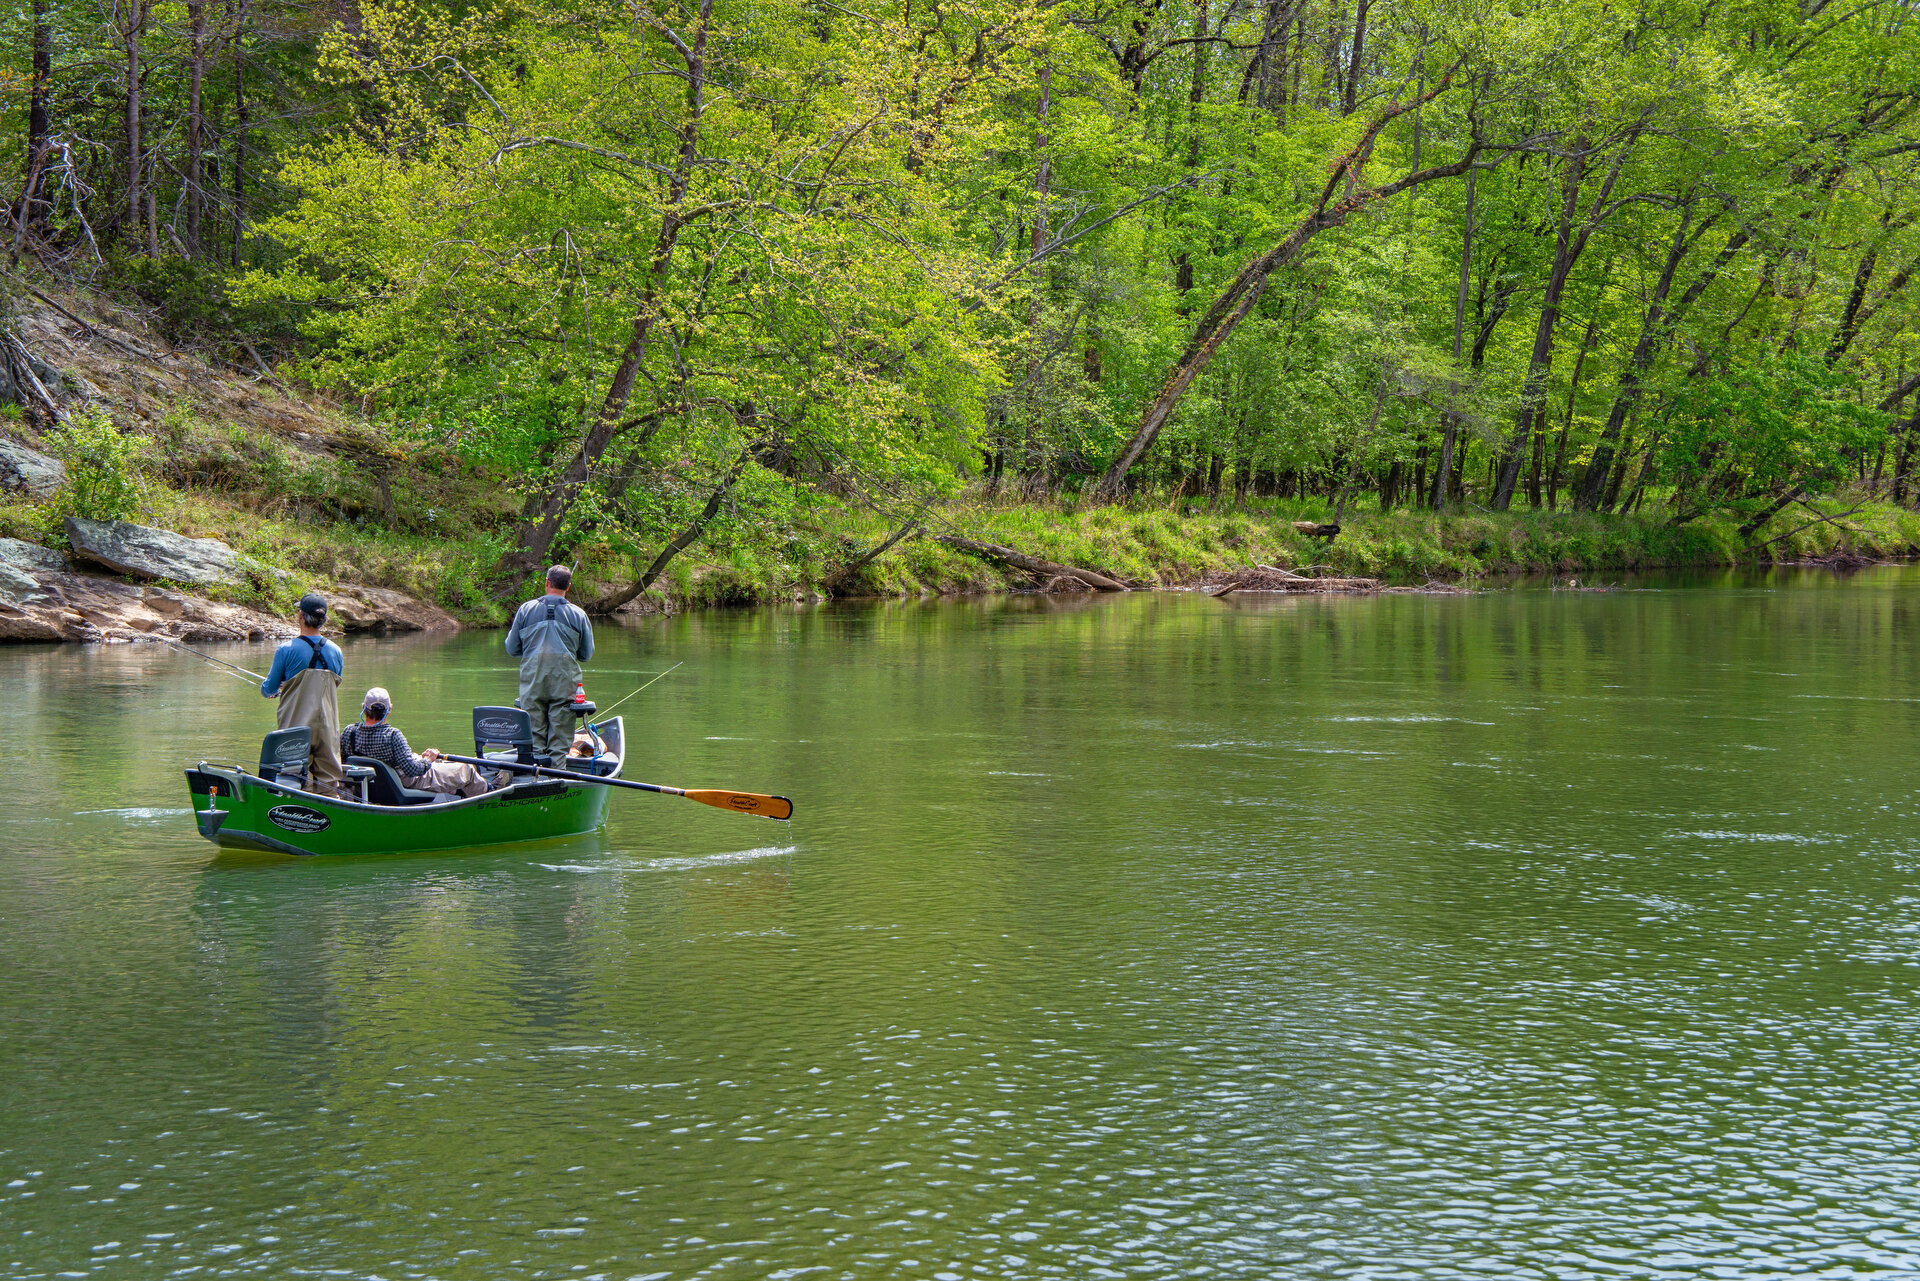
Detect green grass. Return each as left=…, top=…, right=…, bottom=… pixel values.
left=7, top=395, right=1917, bottom=622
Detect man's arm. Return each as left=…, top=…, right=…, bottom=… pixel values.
left=504, top=603, right=526, bottom=657
left=260, top=646, right=287, bottom=697
left=389, top=727, right=431, bottom=777
left=576, top=607, right=594, bottom=662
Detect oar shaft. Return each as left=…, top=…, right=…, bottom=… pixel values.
left=441, top=753, right=792, bottom=820
left=442, top=753, right=681, bottom=796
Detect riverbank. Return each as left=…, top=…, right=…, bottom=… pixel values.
left=3, top=284, right=1916, bottom=638
left=8, top=476, right=1916, bottom=642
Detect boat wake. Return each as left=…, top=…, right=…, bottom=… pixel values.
left=537, top=845, right=799, bottom=875
left=76, top=807, right=192, bottom=820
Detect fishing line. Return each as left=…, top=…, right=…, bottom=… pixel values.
left=594, top=661, right=683, bottom=718
left=155, top=636, right=269, bottom=683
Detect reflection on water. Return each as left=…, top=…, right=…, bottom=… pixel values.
left=7, top=570, right=1920, bottom=1277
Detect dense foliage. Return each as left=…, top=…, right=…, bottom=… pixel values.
left=4, top=0, right=1916, bottom=598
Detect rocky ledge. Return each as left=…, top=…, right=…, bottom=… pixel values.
left=64, top=515, right=244, bottom=586
left=0, top=524, right=461, bottom=644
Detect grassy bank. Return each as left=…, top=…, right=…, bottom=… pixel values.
left=7, top=396, right=1917, bottom=623
left=608, top=495, right=1920, bottom=611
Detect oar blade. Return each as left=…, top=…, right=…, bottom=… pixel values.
left=684, top=789, right=794, bottom=821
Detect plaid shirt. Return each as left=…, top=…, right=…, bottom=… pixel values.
left=339, top=722, right=431, bottom=779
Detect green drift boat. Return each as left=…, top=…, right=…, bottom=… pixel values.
left=185, top=708, right=626, bottom=858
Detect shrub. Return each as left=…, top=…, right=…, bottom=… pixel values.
left=42, top=408, right=143, bottom=523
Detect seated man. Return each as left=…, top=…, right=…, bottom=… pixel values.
left=340, top=687, right=494, bottom=798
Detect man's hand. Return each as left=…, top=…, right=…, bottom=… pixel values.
left=422, top=748, right=441, bottom=762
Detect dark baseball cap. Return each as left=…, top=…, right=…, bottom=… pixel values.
left=298, top=592, right=328, bottom=620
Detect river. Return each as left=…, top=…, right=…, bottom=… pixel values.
left=5, top=571, right=1920, bottom=1278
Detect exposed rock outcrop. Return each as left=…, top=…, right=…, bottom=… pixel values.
left=327, top=584, right=460, bottom=634
left=64, top=516, right=243, bottom=586
left=0, top=549, right=293, bottom=644
left=0, top=436, right=66, bottom=498
left=0, top=536, right=65, bottom=572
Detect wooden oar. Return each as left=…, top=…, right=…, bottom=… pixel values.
left=443, top=753, right=793, bottom=821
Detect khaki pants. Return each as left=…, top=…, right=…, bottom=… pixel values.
left=276, top=666, right=346, bottom=798
left=406, top=760, right=491, bottom=798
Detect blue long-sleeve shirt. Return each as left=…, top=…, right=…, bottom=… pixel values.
left=260, top=634, right=343, bottom=696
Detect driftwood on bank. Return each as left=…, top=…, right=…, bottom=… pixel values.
left=936, top=535, right=1128, bottom=591
left=1207, top=565, right=1380, bottom=596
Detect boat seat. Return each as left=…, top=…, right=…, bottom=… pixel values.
left=346, top=755, right=441, bottom=807
left=259, top=726, right=312, bottom=788
left=473, top=706, right=536, bottom=766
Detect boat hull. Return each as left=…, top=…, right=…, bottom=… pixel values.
left=186, top=769, right=612, bottom=856
left=184, top=717, right=625, bottom=857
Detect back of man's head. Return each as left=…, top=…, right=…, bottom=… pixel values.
left=298, top=592, right=328, bottom=629
left=546, top=565, right=572, bottom=592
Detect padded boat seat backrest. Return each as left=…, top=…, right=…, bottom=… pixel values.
left=473, top=706, right=535, bottom=765
left=345, top=755, right=439, bottom=807
left=259, top=726, right=312, bottom=784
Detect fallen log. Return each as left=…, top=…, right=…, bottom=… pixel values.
left=1207, top=565, right=1379, bottom=596
left=936, top=535, right=1128, bottom=591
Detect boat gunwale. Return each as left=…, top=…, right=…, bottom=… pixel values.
left=192, top=715, right=626, bottom=820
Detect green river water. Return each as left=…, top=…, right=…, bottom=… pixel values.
left=6, top=572, right=1920, bottom=1279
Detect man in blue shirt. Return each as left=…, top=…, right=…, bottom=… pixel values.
left=261, top=593, right=346, bottom=796
left=505, top=566, right=595, bottom=766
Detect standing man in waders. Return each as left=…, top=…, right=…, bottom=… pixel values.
left=259, top=592, right=347, bottom=797
left=505, top=565, right=595, bottom=767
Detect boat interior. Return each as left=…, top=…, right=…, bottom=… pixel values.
left=247, top=708, right=625, bottom=807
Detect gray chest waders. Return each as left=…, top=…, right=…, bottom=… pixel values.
left=518, top=599, right=582, bottom=765
left=277, top=638, right=344, bottom=795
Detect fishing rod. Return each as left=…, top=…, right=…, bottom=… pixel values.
left=593, top=661, right=683, bottom=719
left=442, top=752, right=792, bottom=820
left=154, top=636, right=268, bottom=684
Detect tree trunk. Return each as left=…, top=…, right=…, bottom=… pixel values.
left=822, top=516, right=921, bottom=595
left=1575, top=209, right=1712, bottom=510
left=1093, top=68, right=1473, bottom=500
left=1173, top=0, right=1211, bottom=306
left=186, top=0, right=207, bottom=256
left=123, top=0, right=146, bottom=248
left=21, top=0, right=52, bottom=229
left=232, top=0, right=248, bottom=265
left=1825, top=213, right=1893, bottom=364
left=936, top=536, right=1128, bottom=590
left=1430, top=161, right=1477, bottom=508
left=1600, top=428, right=1636, bottom=512
left=1032, top=60, right=1051, bottom=261
left=1341, top=0, right=1369, bottom=116
left=589, top=442, right=752, bottom=614
left=503, top=0, right=716, bottom=581
left=1526, top=408, right=1545, bottom=507
left=1320, top=0, right=1343, bottom=109
left=1547, top=310, right=1603, bottom=510
left=1493, top=143, right=1589, bottom=509
left=1893, top=405, right=1920, bottom=506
